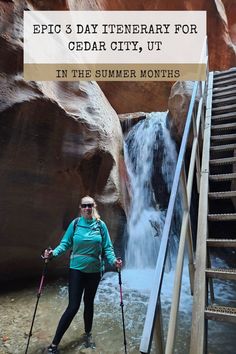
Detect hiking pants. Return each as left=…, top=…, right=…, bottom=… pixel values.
left=52, top=269, right=101, bottom=345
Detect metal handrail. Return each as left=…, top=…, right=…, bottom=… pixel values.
left=165, top=79, right=206, bottom=354
left=189, top=71, right=214, bottom=354
left=140, top=39, right=208, bottom=354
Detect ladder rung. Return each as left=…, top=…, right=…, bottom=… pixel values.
left=209, top=173, right=236, bottom=181
left=210, top=144, right=236, bottom=152
left=210, top=156, right=236, bottom=165
left=212, top=96, right=236, bottom=106
left=212, top=103, right=236, bottom=113
left=211, top=112, right=236, bottom=122
left=205, top=305, right=236, bottom=323
left=213, top=89, right=236, bottom=99
left=214, top=69, right=236, bottom=79
left=213, top=78, right=236, bottom=88
left=207, top=239, right=236, bottom=247
left=211, top=122, right=236, bottom=131
left=211, top=133, right=236, bottom=141
left=208, top=191, right=236, bottom=199
left=213, top=83, right=236, bottom=94
left=206, top=268, right=236, bottom=280
left=208, top=213, right=236, bottom=221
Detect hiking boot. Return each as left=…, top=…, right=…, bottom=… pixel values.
left=82, top=332, right=96, bottom=349
left=47, top=344, right=58, bottom=353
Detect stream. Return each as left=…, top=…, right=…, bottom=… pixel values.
left=1, top=261, right=236, bottom=353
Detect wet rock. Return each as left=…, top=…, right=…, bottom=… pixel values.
left=119, top=112, right=147, bottom=135
left=1, top=336, right=9, bottom=342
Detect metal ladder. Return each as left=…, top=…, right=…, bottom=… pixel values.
left=190, top=67, right=236, bottom=353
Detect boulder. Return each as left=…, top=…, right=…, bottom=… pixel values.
left=168, top=81, right=201, bottom=145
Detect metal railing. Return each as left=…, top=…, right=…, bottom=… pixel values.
left=140, top=39, right=209, bottom=354
left=189, top=71, right=214, bottom=354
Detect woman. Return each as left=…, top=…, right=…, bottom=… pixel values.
left=44, top=195, right=122, bottom=353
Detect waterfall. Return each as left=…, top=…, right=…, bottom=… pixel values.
left=124, top=112, right=177, bottom=269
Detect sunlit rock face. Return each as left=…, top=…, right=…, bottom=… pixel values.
left=223, top=0, right=236, bottom=45
left=0, top=1, right=124, bottom=284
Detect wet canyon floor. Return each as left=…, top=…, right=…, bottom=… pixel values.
left=1, top=268, right=236, bottom=354
left=0, top=271, right=154, bottom=354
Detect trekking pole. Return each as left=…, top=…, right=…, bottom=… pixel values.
left=25, top=248, right=51, bottom=354
left=117, top=260, right=127, bottom=354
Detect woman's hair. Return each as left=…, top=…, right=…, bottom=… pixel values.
left=80, top=195, right=100, bottom=220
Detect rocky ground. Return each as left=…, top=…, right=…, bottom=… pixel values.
left=0, top=280, right=133, bottom=354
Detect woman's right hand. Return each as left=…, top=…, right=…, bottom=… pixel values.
left=115, top=257, right=123, bottom=270
left=43, top=247, right=53, bottom=260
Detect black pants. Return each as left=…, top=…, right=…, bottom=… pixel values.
left=52, top=269, right=101, bottom=345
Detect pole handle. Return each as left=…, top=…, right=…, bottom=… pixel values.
left=116, top=256, right=122, bottom=272
left=41, top=246, right=53, bottom=262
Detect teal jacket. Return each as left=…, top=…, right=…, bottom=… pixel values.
left=53, top=217, right=116, bottom=273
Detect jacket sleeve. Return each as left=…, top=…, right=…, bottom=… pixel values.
left=100, top=220, right=116, bottom=266
left=52, top=220, right=74, bottom=257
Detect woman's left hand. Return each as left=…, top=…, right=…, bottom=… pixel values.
left=115, top=258, right=123, bottom=269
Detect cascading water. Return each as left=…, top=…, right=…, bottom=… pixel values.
left=124, top=112, right=177, bottom=269
left=91, top=111, right=182, bottom=353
